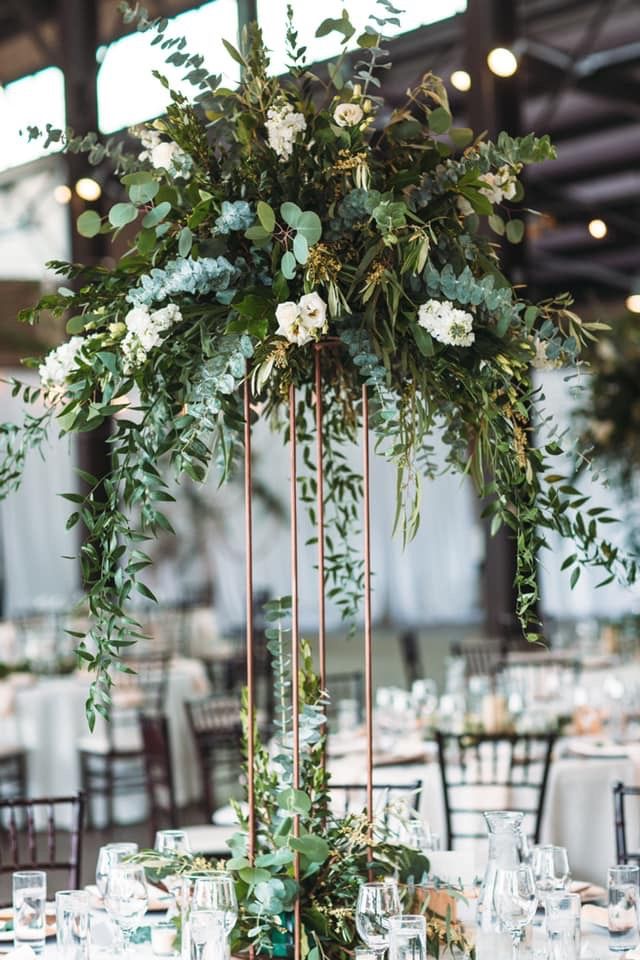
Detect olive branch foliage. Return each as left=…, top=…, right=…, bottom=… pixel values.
left=0, top=0, right=636, bottom=727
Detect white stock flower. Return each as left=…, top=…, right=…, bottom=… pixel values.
left=135, top=126, right=192, bottom=178
left=333, top=102, right=364, bottom=127
left=276, top=293, right=328, bottom=346
left=265, top=103, right=307, bottom=160
left=39, top=337, right=85, bottom=398
left=121, top=303, right=182, bottom=372
left=479, top=164, right=518, bottom=205
left=417, top=299, right=475, bottom=347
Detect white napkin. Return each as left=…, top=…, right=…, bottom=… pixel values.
left=5, top=946, right=37, bottom=960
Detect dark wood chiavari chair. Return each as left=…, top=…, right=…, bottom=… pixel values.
left=186, top=695, right=243, bottom=819
left=139, top=713, right=178, bottom=842
left=0, top=750, right=27, bottom=800
left=613, top=781, right=640, bottom=865
left=435, top=730, right=556, bottom=848
left=0, top=793, right=85, bottom=905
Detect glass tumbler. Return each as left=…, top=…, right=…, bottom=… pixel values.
left=545, top=891, right=581, bottom=960
left=13, top=870, right=46, bottom=954
left=388, top=915, right=427, bottom=960
left=56, top=890, right=90, bottom=960
left=609, top=864, right=640, bottom=952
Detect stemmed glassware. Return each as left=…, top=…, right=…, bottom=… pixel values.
left=189, top=873, right=238, bottom=960
left=531, top=845, right=570, bottom=900
left=495, top=865, right=538, bottom=960
left=155, top=829, right=192, bottom=915
left=96, top=843, right=139, bottom=899
left=355, top=881, right=402, bottom=958
left=104, top=863, right=149, bottom=957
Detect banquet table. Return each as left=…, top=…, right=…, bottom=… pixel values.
left=0, top=657, right=209, bottom=823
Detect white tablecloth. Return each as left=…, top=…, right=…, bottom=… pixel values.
left=0, top=657, right=209, bottom=820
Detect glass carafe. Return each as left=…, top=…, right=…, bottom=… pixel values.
left=477, top=811, right=527, bottom=932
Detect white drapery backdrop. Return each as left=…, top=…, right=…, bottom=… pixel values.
left=1, top=368, right=637, bottom=626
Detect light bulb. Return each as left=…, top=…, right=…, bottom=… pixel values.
left=487, top=47, right=518, bottom=78
left=53, top=184, right=72, bottom=204
left=626, top=294, right=640, bottom=314
left=75, top=177, right=102, bottom=201
left=588, top=218, right=607, bottom=239
left=450, top=70, right=471, bottom=92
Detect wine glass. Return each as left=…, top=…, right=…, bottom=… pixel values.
left=189, top=909, right=226, bottom=960
left=155, top=829, right=192, bottom=913
left=355, top=881, right=402, bottom=957
left=192, top=873, right=238, bottom=958
left=96, top=843, right=138, bottom=899
left=531, top=845, right=570, bottom=900
left=495, top=865, right=538, bottom=960
left=104, top=863, right=148, bottom=957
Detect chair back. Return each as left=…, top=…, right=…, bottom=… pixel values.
left=435, top=731, right=556, bottom=848
left=139, top=714, right=177, bottom=840
left=613, top=781, right=640, bottom=865
left=186, top=696, right=243, bottom=817
left=326, top=671, right=364, bottom=726
left=398, top=630, right=424, bottom=687
left=450, top=639, right=505, bottom=678
left=121, top=652, right=170, bottom=713
left=0, top=793, right=84, bottom=905
left=329, top=781, right=422, bottom=831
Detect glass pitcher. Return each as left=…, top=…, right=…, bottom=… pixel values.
left=477, top=811, right=528, bottom=932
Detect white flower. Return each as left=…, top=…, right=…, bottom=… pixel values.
left=456, top=196, right=474, bottom=218
left=417, top=299, right=475, bottom=347
left=134, top=126, right=192, bottom=179
left=276, top=293, right=328, bottom=346
left=333, top=102, right=364, bottom=127
left=530, top=337, right=562, bottom=370
left=298, top=292, right=327, bottom=331
left=265, top=103, right=307, bottom=160
left=121, top=303, right=182, bottom=372
left=39, top=337, right=85, bottom=398
left=479, top=164, right=518, bottom=205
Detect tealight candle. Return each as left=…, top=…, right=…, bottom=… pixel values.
left=151, top=921, right=178, bottom=957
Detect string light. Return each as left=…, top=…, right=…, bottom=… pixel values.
left=53, top=184, right=72, bottom=204
left=75, top=177, right=102, bottom=201
left=588, top=219, right=607, bottom=239
left=626, top=294, right=640, bottom=314
left=487, top=47, right=518, bottom=78
left=450, top=70, right=471, bottom=92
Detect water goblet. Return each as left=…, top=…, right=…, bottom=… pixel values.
left=495, top=864, right=538, bottom=960
left=608, top=864, right=640, bottom=952
left=189, top=909, right=225, bottom=960
left=531, top=845, right=570, bottom=900
left=155, top=829, right=192, bottom=914
left=104, top=863, right=149, bottom=957
left=56, top=889, right=90, bottom=960
left=96, top=842, right=139, bottom=899
left=355, top=880, right=402, bottom=958
left=190, top=873, right=238, bottom=960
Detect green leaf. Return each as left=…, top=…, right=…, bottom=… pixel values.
left=570, top=567, right=581, bottom=589
left=488, top=214, right=505, bottom=236
left=66, top=315, right=88, bottom=335
left=128, top=179, right=159, bottom=205
left=357, top=31, right=379, bottom=48
left=290, top=835, right=330, bottom=863
left=142, top=201, right=171, bottom=228
left=296, top=211, right=322, bottom=246
left=506, top=219, right=525, bottom=243
left=277, top=788, right=311, bottom=814
left=428, top=107, right=452, bottom=134
left=137, top=228, right=157, bottom=256
left=178, top=227, right=193, bottom=257
left=245, top=225, right=271, bottom=241
left=449, top=127, right=474, bottom=148
left=222, top=38, right=246, bottom=65
left=77, top=210, right=102, bottom=238
left=412, top=324, right=434, bottom=357
left=281, top=250, right=297, bottom=279
left=238, top=867, right=272, bottom=885
left=108, top=202, right=138, bottom=228
left=293, top=232, right=309, bottom=264
left=121, top=171, right=155, bottom=186
left=256, top=201, right=275, bottom=233
left=280, top=202, right=302, bottom=227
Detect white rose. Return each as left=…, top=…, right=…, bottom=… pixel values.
left=298, top=292, right=327, bottom=331
left=150, top=141, right=180, bottom=170
left=333, top=102, right=364, bottom=127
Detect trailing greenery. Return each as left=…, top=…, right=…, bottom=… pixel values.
left=0, top=0, right=636, bottom=724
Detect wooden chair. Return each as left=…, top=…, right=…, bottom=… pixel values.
left=435, top=731, right=556, bottom=848
left=613, top=781, right=640, bottom=864
left=330, top=781, right=422, bottom=830
left=325, top=671, right=364, bottom=725
left=139, top=713, right=178, bottom=842
left=78, top=652, right=170, bottom=827
left=0, top=749, right=27, bottom=800
left=398, top=630, right=424, bottom=687
left=450, top=638, right=506, bottom=678
left=0, top=793, right=85, bottom=905
left=186, top=695, right=243, bottom=818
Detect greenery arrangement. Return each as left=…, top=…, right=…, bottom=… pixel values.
left=0, top=0, right=636, bottom=723
left=137, top=621, right=473, bottom=960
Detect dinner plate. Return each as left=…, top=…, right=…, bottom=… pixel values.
left=86, top=883, right=172, bottom=912
left=0, top=905, right=56, bottom=942
left=571, top=880, right=606, bottom=903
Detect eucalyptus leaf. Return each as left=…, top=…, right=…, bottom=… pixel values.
left=77, top=210, right=102, bottom=238
left=109, top=202, right=138, bottom=228
left=281, top=250, right=297, bottom=279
